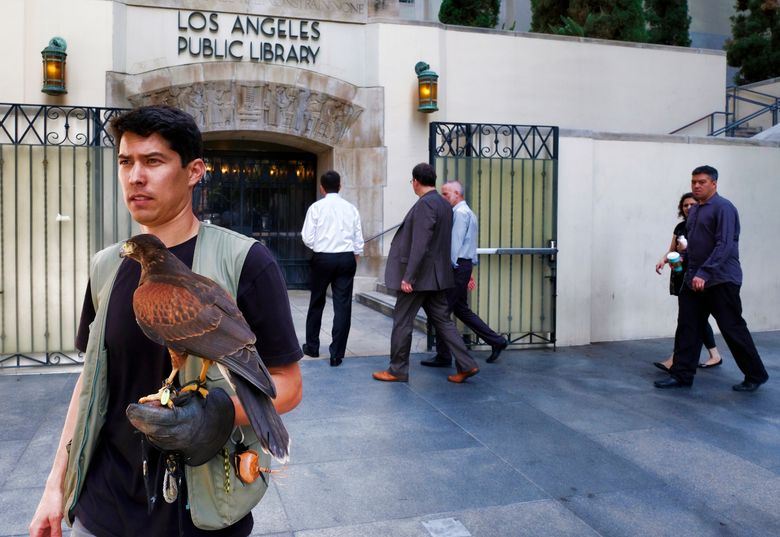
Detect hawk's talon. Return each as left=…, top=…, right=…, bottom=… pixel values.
left=180, top=381, right=209, bottom=399
left=138, top=382, right=177, bottom=408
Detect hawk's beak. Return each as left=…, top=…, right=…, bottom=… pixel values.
left=120, top=242, right=133, bottom=258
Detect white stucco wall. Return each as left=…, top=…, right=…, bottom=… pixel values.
left=557, top=132, right=780, bottom=345
left=374, top=21, right=728, bottom=253
left=1, top=0, right=114, bottom=105
left=437, top=29, right=725, bottom=133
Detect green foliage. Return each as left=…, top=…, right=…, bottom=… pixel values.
left=554, top=14, right=593, bottom=36
left=726, top=0, right=780, bottom=84
left=645, top=0, right=691, bottom=46
left=556, top=0, right=647, bottom=42
left=439, top=0, right=500, bottom=28
left=531, top=0, right=570, bottom=32
left=531, top=0, right=647, bottom=42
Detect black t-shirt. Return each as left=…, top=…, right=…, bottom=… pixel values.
left=670, top=220, right=688, bottom=295
left=73, top=235, right=302, bottom=537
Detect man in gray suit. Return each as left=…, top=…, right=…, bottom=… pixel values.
left=373, top=163, right=480, bottom=383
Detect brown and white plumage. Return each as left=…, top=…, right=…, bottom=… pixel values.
left=121, top=233, right=289, bottom=464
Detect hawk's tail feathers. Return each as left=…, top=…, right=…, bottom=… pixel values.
left=233, top=375, right=290, bottom=465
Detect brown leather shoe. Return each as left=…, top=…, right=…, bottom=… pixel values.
left=372, top=371, right=408, bottom=382
left=447, top=368, right=480, bottom=383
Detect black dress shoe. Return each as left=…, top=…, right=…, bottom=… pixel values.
left=654, top=377, right=692, bottom=389
left=420, top=356, right=452, bottom=368
left=653, top=361, right=671, bottom=372
left=302, top=344, right=319, bottom=358
left=330, top=356, right=343, bottom=367
left=486, top=339, right=508, bottom=363
left=732, top=380, right=765, bottom=392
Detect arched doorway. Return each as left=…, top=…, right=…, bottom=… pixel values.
left=109, top=62, right=387, bottom=284
left=195, top=141, right=317, bottom=288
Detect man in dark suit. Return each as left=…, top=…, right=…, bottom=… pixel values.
left=373, top=163, right=480, bottom=383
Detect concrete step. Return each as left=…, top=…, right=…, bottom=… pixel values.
left=732, top=125, right=762, bottom=138
left=355, top=290, right=428, bottom=333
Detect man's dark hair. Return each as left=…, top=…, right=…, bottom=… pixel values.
left=412, top=162, right=436, bottom=187
left=678, top=192, right=695, bottom=219
left=111, top=105, right=203, bottom=167
left=320, top=170, right=341, bottom=193
left=692, top=165, right=718, bottom=181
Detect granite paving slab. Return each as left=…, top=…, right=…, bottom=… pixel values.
left=2, top=324, right=779, bottom=537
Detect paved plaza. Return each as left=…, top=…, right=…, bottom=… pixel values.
left=1, top=293, right=779, bottom=536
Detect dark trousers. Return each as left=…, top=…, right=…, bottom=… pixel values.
left=671, top=283, right=768, bottom=385
left=389, top=289, right=478, bottom=379
left=436, top=260, right=505, bottom=360
left=673, top=293, right=716, bottom=353
left=305, top=252, right=357, bottom=360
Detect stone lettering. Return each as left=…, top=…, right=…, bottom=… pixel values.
left=261, top=17, right=275, bottom=37
left=178, top=11, right=219, bottom=32
left=263, top=42, right=274, bottom=61
left=229, top=40, right=243, bottom=59
left=177, top=12, right=323, bottom=63
left=232, top=16, right=245, bottom=34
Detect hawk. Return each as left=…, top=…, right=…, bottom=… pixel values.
left=120, top=233, right=289, bottom=464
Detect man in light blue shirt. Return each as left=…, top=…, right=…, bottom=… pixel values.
left=422, top=180, right=508, bottom=367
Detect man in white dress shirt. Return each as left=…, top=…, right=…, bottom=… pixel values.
left=301, top=170, right=364, bottom=366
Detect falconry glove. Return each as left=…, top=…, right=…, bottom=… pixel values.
left=126, top=387, right=235, bottom=467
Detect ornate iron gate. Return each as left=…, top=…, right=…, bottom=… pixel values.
left=196, top=151, right=316, bottom=288
left=0, top=103, right=128, bottom=368
left=0, top=104, right=318, bottom=368
left=429, top=122, right=558, bottom=348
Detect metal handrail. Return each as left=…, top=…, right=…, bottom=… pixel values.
left=364, top=223, right=401, bottom=242
left=671, top=85, right=780, bottom=137
left=476, top=247, right=557, bottom=255
left=711, top=101, right=780, bottom=137
left=669, top=111, right=730, bottom=135
left=727, top=85, right=780, bottom=103
left=729, top=94, right=778, bottom=108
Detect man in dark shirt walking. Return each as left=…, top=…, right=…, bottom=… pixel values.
left=655, top=165, right=768, bottom=391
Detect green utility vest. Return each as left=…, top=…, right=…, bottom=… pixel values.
left=62, top=223, right=271, bottom=530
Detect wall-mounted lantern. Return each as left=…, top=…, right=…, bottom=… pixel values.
left=415, top=61, right=438, bottom=113
left=41, top=37, right=68, bottom=95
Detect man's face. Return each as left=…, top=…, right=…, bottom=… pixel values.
left=691, top=173, right=717, bottom=202
left=118, top=132, right=203, bottom=229
left=441, top=184, right=459, bottom=207
left=411, top=177, right=422, bottom=196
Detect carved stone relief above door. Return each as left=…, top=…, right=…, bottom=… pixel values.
left=126, top=80, right=363, bottom=148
